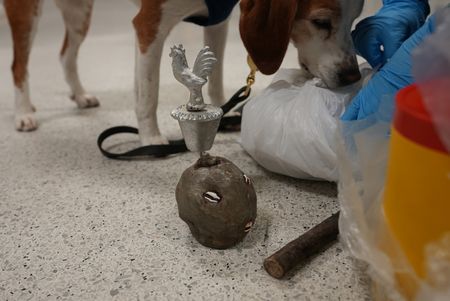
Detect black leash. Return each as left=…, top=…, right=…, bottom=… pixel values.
left=97, top=86, right=250, bottom=160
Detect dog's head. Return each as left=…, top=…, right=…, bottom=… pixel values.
left=240, top=0, right=364, bottom=88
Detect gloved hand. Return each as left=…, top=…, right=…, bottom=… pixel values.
left=342, top=16, right=435, bottom=121
left=352, top=0, right=430, bottom=68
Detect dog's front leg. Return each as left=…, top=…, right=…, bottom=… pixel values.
left=4, top=0, right=43, bottom=131
left=133, top=4, right=179, bottom=145
left=204, top=20, right=229, bottom=107
left=134, top=40, right=167, bottom=145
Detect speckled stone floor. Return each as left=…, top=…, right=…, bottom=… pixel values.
left=0, top=1, right=405, bottom=300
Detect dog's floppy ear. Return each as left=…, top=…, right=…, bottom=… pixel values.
left=240, top=0, right=298, bottom=75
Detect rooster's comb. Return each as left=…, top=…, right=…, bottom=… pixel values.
left=169, top=44, right=186, bottom=57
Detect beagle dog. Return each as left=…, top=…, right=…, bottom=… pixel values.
left=4, top=0, right=363, bottom=146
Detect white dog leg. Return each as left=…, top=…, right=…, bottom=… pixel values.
left=134, top=40, right=169, bottom=146
left=4, top=0, right=43, bottom=131
left=204, top=20, right=228, bottom=106
left=55, top=0, right=99, bottom=108
left=133, top=5, right=183, bottom=146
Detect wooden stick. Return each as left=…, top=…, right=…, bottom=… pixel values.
left=264, top=212, right=340, bottom=279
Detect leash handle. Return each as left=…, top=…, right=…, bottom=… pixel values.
left=98, top=86, right=251, bottom=160
left=97, top=126, right=187, bottom=160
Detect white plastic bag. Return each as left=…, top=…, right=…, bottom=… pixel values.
left=241, top=66, right=371, bottom=181
left=412, top=9, right=450, bottom=151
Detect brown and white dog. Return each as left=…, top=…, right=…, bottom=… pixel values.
left=4, top=0, right=363, bottom=145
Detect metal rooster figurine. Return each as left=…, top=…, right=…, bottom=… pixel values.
left=170, top=45, right=257, bottom=250
left=169, top=45, right=217, bottom=111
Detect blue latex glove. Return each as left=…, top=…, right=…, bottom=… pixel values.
left=352, top=0, right=430, bottom=68
left=342, top=16, right=435, bottom=121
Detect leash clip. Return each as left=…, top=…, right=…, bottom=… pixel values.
left=244, top=55, right=258, bottom=97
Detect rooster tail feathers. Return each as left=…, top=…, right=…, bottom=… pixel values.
left=192, top=46, right=217, bottom=79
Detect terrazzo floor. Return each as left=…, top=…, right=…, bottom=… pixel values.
left=2, top=0, right=433, bottom=299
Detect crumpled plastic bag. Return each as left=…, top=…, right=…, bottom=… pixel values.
left=412, top=10, right=450, bottom=151
left=241, top=66, right=371, bottom=181
left=338, top=8, right=450, bottom=301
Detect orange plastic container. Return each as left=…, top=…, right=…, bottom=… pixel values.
left=383, top=83, right=450, bottom=279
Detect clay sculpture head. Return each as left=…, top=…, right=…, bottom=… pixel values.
left=176, top=155, right=257, bottom=249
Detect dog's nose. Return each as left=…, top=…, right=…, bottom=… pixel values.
left=338, top=67, right=361, bottom=86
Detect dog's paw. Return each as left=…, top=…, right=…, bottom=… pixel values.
left=71, top=94, right=100, bottom=108
left=15, top=113, right=38, bottom=132
left=141, top=135, right=169, bottom=146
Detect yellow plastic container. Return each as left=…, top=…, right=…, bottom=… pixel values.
left=383, top=83, right=450, bottom=279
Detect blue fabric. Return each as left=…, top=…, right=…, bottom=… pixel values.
left=184, top=0, right=239, bottom=26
